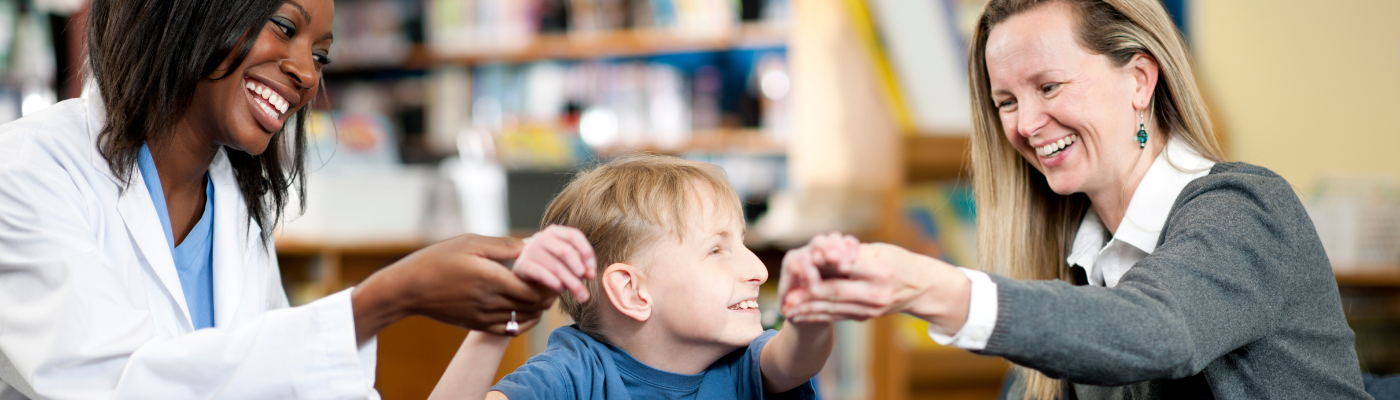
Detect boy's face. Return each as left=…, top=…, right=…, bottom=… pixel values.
left=642, top=185, right=767, bottom=350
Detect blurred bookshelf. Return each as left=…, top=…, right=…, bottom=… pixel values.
left=0, top=4, right=88, bottom=125
left=287, top=0, right=806, bottom=399
left=324, top=23, right=788, bottom=72
left=594, top=127, right=786, bottom=156
left=286, top=1, right=1400, bottom=400
left=430, top=23, right=788, bottom=64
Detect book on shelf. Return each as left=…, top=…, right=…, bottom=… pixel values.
left=429, top=53, right=791, bottom=167
left=328, top=0, right=416, bottom=68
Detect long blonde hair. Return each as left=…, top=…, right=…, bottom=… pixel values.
left=966, top=0, right=1226, bottom=398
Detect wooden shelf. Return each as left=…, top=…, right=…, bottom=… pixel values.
left=906, top=347, right=1009, bottom=395
left=439, top=23, right=788, bottom=65
left=1335, top=268, right=1400, bottom=287
left=686, top=128, right=787, bottom=154
left=870, top=316, right=1009, bottom=400
left=591, top=128, right=786, bottom=157
left=274, top=237, right=427, bottom=257
left=904, top=134, right=970, bottom=182
left=326, top=23, right=788, bottom=74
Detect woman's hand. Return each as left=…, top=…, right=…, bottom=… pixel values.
left=351, top=234, right=557, bottom=343
left=783, top=242, right=972, bottom=335
left=777, top=232, right=859, bottom=317
left=513, top=225, right=598, bottom=302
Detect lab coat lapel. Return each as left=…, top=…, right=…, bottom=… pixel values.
left=209, top=148, right=254, bottom=328
left=115, top=167, right=193, bottom=329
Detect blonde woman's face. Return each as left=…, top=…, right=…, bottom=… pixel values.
left=985, top=2, right=1145, bottom=196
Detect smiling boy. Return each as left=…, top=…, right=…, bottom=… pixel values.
left=430, top=154, right=832, bottom=400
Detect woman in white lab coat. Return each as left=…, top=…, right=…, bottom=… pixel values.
left=0, top=0, right=561, bottom=398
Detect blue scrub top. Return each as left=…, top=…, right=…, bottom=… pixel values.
left=138, top=144, right=215, bottom=330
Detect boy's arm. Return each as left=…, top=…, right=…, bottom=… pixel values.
left=759, top=232, right=852, bottom=392
left=429, top=331, right=513, bottom=400
left=428, top=225, right=592, bottom=400
left=759, top=321, right=834, bottom=393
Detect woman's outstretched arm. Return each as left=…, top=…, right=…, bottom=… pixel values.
left=351, top=234, right=557, bottom=344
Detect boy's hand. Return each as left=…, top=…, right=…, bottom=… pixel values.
left=777, top=232, right=859, bottom=318
left=514, top=225, right=599, bottom=303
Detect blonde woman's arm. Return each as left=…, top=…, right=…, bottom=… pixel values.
left=782, top=241, right=971, bottom=333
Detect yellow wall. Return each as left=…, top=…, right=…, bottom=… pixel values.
left=1193, top=0, right=1400, bottom=192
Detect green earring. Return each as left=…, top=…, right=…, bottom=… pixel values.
left=1136, top=111, right=1147, bottom=149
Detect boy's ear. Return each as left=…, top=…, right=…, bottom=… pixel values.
left=602, top=263, right=651, bottom=322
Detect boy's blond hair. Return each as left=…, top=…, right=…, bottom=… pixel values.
left=542, top=154, right=743, bottom=341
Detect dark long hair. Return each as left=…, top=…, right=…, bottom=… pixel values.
left=88, top=0, right=309, bottom=244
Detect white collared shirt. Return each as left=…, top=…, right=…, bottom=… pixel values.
left=930, top=140, right=1216, bottom=350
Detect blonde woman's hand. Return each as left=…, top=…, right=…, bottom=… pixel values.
left=777, top=232, right=859, bottom=318
left=784, top=243, right=971, bottom=333
left=513, top=225, right=598, bottom=303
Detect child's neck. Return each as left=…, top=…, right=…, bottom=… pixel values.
left=601, top=319, right=740, bottom=375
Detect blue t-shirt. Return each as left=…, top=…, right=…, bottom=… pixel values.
left=492, top=326, right=817, bottom=400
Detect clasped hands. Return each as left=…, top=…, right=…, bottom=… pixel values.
left=776, top=233, right=973, bottom=335
left=361, top=227, right=969, bottom=340
left=352, top=226, right=596, bottom=341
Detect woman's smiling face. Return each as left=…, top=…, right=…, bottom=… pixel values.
left=186, top=0, right=334, bottom=156
left=985, top=2, right=1150, bottom=196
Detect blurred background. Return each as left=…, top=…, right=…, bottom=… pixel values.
left=4, top=0, right=1398, bottom=399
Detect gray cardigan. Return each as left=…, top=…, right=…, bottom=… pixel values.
left=981, top=162, right=1371, bottom=399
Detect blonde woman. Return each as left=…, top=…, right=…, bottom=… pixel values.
left=778, top=0, right=1370, bottom=398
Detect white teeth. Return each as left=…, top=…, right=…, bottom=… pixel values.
left=259, top=101, right=278, bottom=120
left=1036, top=134, right=1078, bottom=157
left=730, top=299, right=759, bottom=310
left=246, top=79, right=290, bottom=116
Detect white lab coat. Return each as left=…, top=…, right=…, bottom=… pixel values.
left=0, top=98, right=379, bottom=399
